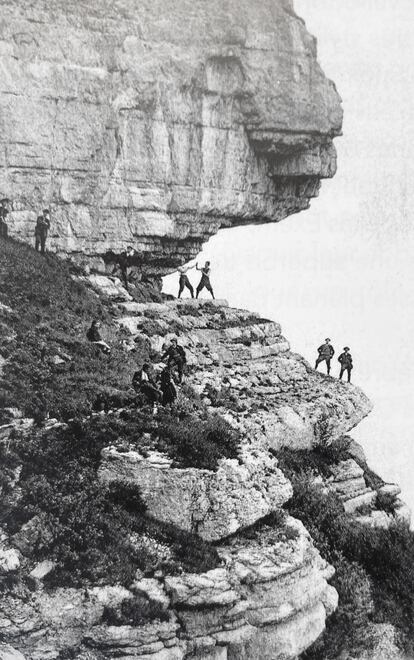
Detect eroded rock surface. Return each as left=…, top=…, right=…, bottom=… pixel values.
left=1, top=0, right=342, bottom=274
left=0, top=518, right=337, bottom=660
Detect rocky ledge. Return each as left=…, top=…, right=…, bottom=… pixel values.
left=0, top=517, right=336, bottom=660
left=1, top=0, right=341, bottom=274
left=0, top=277, right=409, bottom=660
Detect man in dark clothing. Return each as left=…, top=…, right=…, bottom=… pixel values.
left=338, top=347, right=353, bottom=383
left=196, top=261, right=215, bottom=299
left=35, top=209, right=51, bottom=254
left=0, top=199, right=10, bottom=239
left=161, top=338, right=186, bottom=383
left=160, top=365, right=177, bottom=406
left=114, top=246, right=135, bottom=290
left=132, top=363, right=161, bottom=405
left=86, top=320, right=111, bottom=354
left=315, top=338, right=335, bottom=375
left=178, top=264, right=196, bottom=298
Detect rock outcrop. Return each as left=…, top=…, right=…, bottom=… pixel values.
left=0, top=0, right=342, bottom=274
left=0, top=517, right=337, bottom=660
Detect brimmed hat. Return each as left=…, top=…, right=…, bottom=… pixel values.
left=344, top=346, right=350, bottom=351
left=42, top=208, right=50, bottom=215
left=325, top=338, right=331, bottom=342
left=0, top=198, right=10, bottom=204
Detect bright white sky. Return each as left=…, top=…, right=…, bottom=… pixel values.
left=164, top=0, right=414, bottom=512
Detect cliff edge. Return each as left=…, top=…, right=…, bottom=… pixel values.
left=0, top=0, right=341, bottom=274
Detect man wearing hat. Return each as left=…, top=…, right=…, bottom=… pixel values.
left=315, top=338, right=335, bottom=375
left=35, top=209, right=51, bottom=254
left=338, top=347, right=353, bottom=383
left=0, top=198, right=10, bottom=239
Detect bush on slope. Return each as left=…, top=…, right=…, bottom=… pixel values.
left=276, top=451, right=414, bottom=658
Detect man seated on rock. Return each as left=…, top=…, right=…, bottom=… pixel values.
left=132, top=363, right=161, bottom=408
left=315, top=338, right=335, bottom=375
left=161, top=338, right=186, bottom=383
left=196, top=261, right=215, bottom=299
left=338, top=346, right=353, bottom=383
left=86, top=320, right=111, bottom=354
left=0, top=198, right=10, bottom=238
left=177, top=263, right=196, bottom=298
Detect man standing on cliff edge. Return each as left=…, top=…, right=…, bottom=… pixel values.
left=315, top=338, right=335, bottom=375
left=338, top=347, right=353, bottom=383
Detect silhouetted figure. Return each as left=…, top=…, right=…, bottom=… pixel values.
left=161, top=338, right=186, bottom=383
left=178, top=264, right=196, bottom=298
left=0, top=199, right=9, bottom=239
left=315, top=338, right=335, bottom=375
left=35, top=209, right=51, bottom=254
left=338, top=347, right=353, bottom=383
left=86, top=320, right=111, bottom=354
left=196, top=261, right=214, bottom=299
left=160, top=365, right=177, bottom=406
left=114, top=246, right=135, bottom=290
left=133, top=363, right=162, bottom=406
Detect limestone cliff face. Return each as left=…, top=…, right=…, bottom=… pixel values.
left=1, top=0, right=341, bottom=274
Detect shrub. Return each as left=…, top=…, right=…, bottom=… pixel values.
left=157, top=412, right=240, bottom=470
left=376, top=490, right=398, bottom=514
left=303, top=556, right=374, bottom=659
left=102, top=595, right=170, bottom=626
left=282, top=467, right=414, bottom=658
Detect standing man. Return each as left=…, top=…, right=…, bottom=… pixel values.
left=196, top=261, right=215, bottom=299
left=0, top=198, right=10, bottom=238
left=161, top=338, right=187, bottom=383
left=178, top=263, right=196, bottom=298
left=315, top=338, right=335, bottom=375
left=35, top=209, right=51, bottom=254
left=338, top=347, right=353, bottom=383
left=115, top=246, right=135, bottom=290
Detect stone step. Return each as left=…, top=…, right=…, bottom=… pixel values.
left=119, top=299, right=230, bottom=315
left=342, top=489, right=376, bottom=514
left=331, top=477, right=367, bottom=498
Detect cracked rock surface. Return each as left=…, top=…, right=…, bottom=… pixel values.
left=1, top=0, right=341, bottom=275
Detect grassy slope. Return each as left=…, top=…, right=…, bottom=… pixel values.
left=0, top=238, right=149, bottom=421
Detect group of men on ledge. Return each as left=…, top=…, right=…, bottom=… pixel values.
left=0, top=199, right=51, bottom=254
left=86, top=318, right=186, bottom=409
left=315, top=338, right=353, bottom=382
left=1, top=197, right=354, bottom=385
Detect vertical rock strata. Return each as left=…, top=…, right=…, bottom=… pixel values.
left=0, top=0, right=342, bottom=273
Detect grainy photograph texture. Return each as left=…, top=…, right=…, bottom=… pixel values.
left=0, top=1, right=413, bottom=659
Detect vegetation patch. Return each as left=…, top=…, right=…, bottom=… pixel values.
left=1, top=417, right=220, bottom=588
left=275, top=450, right=414, bottom=659
left=157, top=410, right=240, bottom=470
left=103, top=594, right=170, bottom=626
left=0, top=239, right=149, bottom=421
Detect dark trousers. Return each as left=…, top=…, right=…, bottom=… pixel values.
left=169, top=357, right=185, bottom=383
left=35, top=233, right=47, bottom=254
left=196, top=277, right=214, bottom=299
left=315, top=356, right=331, bottom=374
left=339, top=367, right=352, bottom=383
left=0, top=221, right=8, bottom=239
left=178, top=276, right=194, bottom=298
left=120, top=266, right=129, bottom=290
